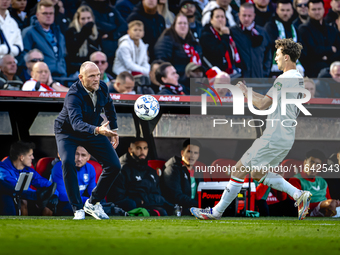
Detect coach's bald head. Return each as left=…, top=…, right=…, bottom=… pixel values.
left=79, top=61, right=100, bottom=92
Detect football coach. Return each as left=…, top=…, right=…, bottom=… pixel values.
left=54, top=61, right=120, bottom=220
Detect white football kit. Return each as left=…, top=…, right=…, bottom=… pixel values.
left=241, top=69, right=304, bottom=169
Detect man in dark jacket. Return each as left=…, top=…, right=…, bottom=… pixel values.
left=298, top=0, right=340, bottom=77
left=254, top=0, right=273, bottom=27
left=161, top=139, right=201, bottom=215
left=230, top=3, right=272, bottom=78
left=127, top=0, right=165, bottom=61
left=83, top=0, right=128, bottom=73
left=22, top=0, right=67, bottom=77
left=54, top=61, right=121, bottom=220
left=107, top=138, right=171, bottom=216
left=325, top=0, right=340, bottom=25
left=316, top=61, right=340, bottom=98
left=179, top=0, right=203, bottom=42
left=264, top=0, right=304, bottom=77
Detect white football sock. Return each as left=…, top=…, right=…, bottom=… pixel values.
left=262, top=172, right=302, bottom=200
left=213, top=178, right=244, bottom=214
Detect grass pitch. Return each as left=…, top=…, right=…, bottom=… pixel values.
left=0, top=216, right=339, bottom=255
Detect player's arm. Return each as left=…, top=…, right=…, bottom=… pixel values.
left=236, top=82, right=273, bottom=110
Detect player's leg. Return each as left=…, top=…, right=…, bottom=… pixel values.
left=55, top=134, right=83, bottom=219
left=83, top=135, right=121, bottom=219
left=191, top=160, right=248, bottom=220
left=256, top=149, right=312, bottom=220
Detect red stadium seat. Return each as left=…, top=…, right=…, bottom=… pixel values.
left=280, top=159, right=303, bottom=179
left=35, top=157, right=55, bottom=179
left=88, top=160, right=103, bottom=183
left=148, top=160, right=166, bottom=176
left=210, top=159, right=237, bottom=182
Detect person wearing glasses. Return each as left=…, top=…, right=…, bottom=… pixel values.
left=179, top=0, right=203, bottom=42
left=89, top=51, right=114, bottom=85
left=65, top=5, right=101, bottom=75
left=18, top=48, right=44, bottom=82
left=292, top=0, right=309, bottom=30
left=22, top=0, right=67, bottom=78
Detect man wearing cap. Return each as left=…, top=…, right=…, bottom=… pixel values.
left=183, top=62, right=204, bottom=95
left=180, top=0, right=203, bottom=43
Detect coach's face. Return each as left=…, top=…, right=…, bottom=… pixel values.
left=79, top=64, right=100, bottom=92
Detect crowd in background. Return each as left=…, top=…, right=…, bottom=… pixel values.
left=0, top=0, right=339, bottom=97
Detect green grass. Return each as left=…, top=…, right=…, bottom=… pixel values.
left=0, top=216, right=339, bottom=255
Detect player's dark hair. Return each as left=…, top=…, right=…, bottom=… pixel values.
left=10, top=141, right=35, bottom=161
left=155, top=62, right=173, bottom=85
left=151, top=59, right=165, bottom=71
left=275, top=38, right=303, bottom=63
left=308, top=0, right=324, bottom=8
left=305, top=149, right=326, bottom=162
left=182, top=139, right=201, bottom=151
left=240, top=2, right=255, bottom=11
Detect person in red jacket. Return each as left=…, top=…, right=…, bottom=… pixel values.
left=289, top=149, right=340, bottom=217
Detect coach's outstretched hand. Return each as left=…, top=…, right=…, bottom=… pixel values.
left=97, top=121, right=119, bottom=149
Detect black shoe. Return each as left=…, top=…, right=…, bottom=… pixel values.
left=37, top=182, right=57, bottom=209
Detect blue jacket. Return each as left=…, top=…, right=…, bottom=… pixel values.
left=22, top=21, right=67, bottom=77
left=54, top=80, right=118, bottom=136
left=0, top=157, right=58, bottom=200
left=50, top=161, right=96, bottom=204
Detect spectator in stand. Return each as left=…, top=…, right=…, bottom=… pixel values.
left=253, top=0, right=273, bottom=27
left=154, top=13, right=203, bottom=90
left=264, top=0, right=305, bottom=77
left=18, top=48, right=44, bottom=82
left=107, top=138, right=172, bottom=216
left=148, top=59, right=164, bottom=93
left=161, top=139, right=202, bottom=215
left=65, top=5, right=101, bottom=75
left=22, top=0, right=67, bottom=78
left=9, top=0, right=29, bottom=30
left=194, top=0, right=209, bottom=12
left=180, top=0, right=203, bottom=43
left=0, top=54, right=23, bottom=90
left=0, top=0, right=23, bottom=59
left=108, top=71, right=135, bottom=94
left=288, top=149, right=340, bottom=217
left=113, top=20, right=150, bottom=77
left=201, top=0, right=238, bottom=27
left=28, top=0, right=70, bottom=36
left=89, top=51, right=114, bottom=85
left=157, top=0, right=175, bottom=28
left=304, top=77, right=316, bottom=98
left=115, top=0, right=139, bottom=21
left=292, top=0, right=309, bottom=30
left=82, top=0, right=127, bottom=72
left=50, top=146, right=97, bottom=216
left=329, top=12, right=340, bottom=32
left=325, top=0, right=340, bottom=25
left=316, top=61, right=340, bottom=98
left=200, top=7, right=241, bottom=76
left=127, top=0, right=165, bottom=62
left=22, top=62, right=69, bottom=91
left=0, top=141, right=58, bottom=216
left=230, top=3, right=272, bottom=78
left=298, top=0, right=340, bottom=78
left=156, top=62, right=186, bottom=95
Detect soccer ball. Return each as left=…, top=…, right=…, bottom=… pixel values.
left=134, top=95, right=160, bottom=121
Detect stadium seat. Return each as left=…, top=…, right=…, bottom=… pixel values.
left=148, top=160, right=166, bottom=176
left=280, top=159, right=303, bottom=179
left=210, top=159, right=237, bottom=181
left=193, top=160, right=211, bottom=181
left=35, top=157, right=55, bottom=179
left=88, top=160, right=103, bottom=183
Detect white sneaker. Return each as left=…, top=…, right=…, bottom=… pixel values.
left=295, top=191, right=312, bottom=220
left=73, top=209, right=85, bottom=220
left=84, top=199, right=109, bottom=220
left=190, top=207, right=222, bottom=220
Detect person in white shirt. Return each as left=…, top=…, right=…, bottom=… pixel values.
left=22, top=62, right=69, bottom=91
left=201, top=0, right=237, bottom=27
left=0, top=0, right=23, bottom=59
left=191, top=38, right=313, bottom=221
